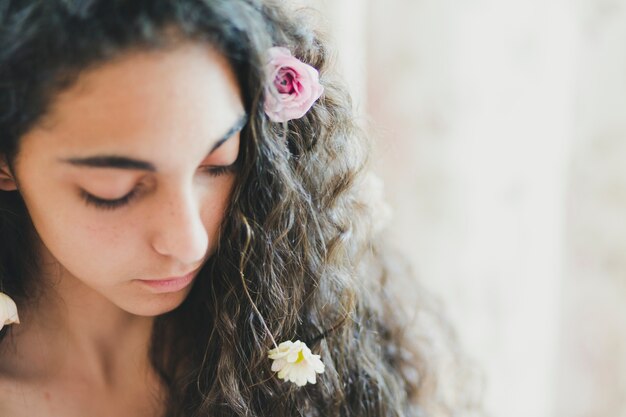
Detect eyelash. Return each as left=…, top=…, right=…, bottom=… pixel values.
left=80, top=165, right=236, bottom=211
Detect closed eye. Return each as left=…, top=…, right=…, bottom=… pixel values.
left=198, top=163, right=238, bottom=176
left=79, top=163, right=237, bottom=211
left=79, top=187, right=141, bottom=210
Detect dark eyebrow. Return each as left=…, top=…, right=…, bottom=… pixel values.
left=59, top=114, right=248, bottom=172
left=208, top=114, right=247, bottom=154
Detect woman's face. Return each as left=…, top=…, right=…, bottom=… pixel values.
left=7, top=43, right=246, bottom=316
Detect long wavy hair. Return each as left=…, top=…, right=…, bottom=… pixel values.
left=0, top=1, right=478, bottom=416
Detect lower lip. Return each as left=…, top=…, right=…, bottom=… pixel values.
left=137, top=271, right=196, bottom=293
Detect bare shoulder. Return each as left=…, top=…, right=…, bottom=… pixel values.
left=0, top=374, right=47, bottom=417
left=0, top=357, right=166, bottom=417
left=0, top=344, right=57, bottom=417
left=0, top=371, right=118, bottom=417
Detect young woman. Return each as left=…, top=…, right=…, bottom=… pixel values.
left=0, top=0, right=463, bottom=415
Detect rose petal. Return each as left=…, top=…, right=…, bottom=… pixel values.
left=264, top=47, right=324, bottom=123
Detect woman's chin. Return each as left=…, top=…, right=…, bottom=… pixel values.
left=120, top=288, right=191, bottom=317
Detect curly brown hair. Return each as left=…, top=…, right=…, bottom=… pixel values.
left=0, top=0, right=478, bottom=416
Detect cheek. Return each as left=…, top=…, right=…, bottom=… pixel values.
left=201, top=176, right=236, bottom=250
left=17, top=170, right=130, bottom=249
left=17, top=181, right=140, bottom=280
left=27, top=201, right=139, bottom=278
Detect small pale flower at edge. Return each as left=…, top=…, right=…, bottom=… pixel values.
left=0, top=292, right=19, bottom=332
left=268, top=340, right=325, bottom=387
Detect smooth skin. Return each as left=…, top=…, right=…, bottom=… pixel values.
left=0, top=42, right=245, bottom=416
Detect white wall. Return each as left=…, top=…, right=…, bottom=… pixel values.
left=556, top=0, right=626, bottom=415
left=363, top=1, right=578, bottom=416
left=290, top=0, right=626, bottom=416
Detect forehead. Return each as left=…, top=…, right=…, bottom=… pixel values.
left=18, top=42, right=244, bottom=166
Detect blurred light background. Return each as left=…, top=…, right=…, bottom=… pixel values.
left=291, top=0, right=626, bottom=416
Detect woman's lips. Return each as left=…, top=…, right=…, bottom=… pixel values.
left=137, top=270, right=196, bottom=293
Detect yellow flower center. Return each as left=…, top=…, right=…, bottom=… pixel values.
left=295, top=350, right=305, bottom=364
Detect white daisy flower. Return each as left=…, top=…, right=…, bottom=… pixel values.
left=0, top=292, right=19, bottom=331
left=268, top=340, right=325, bottom=387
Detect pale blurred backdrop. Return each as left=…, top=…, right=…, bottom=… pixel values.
left=290, top=0, right=626, bottom=417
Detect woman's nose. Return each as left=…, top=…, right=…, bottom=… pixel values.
left=149, top=185, right=208, bottom=266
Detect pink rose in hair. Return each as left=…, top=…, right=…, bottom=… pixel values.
left=264, top=47, right=324, bottom=123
